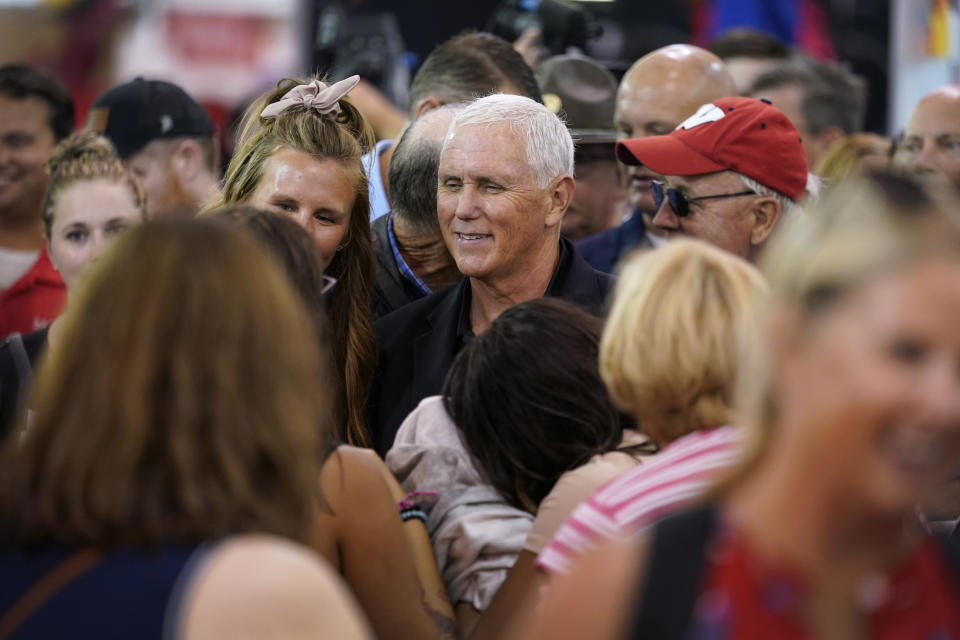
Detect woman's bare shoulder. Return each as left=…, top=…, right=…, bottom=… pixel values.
left=511, top=535, right=647, bottom=640
left=179, top=534, right=373, bottom=640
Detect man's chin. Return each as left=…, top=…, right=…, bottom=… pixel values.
left=453, top=258, right=489, bottom=281
left=0, top=188, right=38, bottom=218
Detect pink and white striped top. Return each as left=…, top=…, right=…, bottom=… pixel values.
left=536, top=426, right=743, bottom=575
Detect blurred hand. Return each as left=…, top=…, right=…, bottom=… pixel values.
left=514, top=28, right=544, bottom=69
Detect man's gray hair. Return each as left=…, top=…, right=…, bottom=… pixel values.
left=445, top=93, right=574, bottom=189
left=389, top=104, right=465, bottom=235
left=735, top=173, right=806, bottom=223
left=748, top=58, right=866, bottom=135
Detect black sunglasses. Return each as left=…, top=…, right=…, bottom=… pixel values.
left=651, top=180, right=756, bottom=218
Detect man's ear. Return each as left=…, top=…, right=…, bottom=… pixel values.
left=170, top=139, right=203, bottom=182
left=413, top=96, right=443, bottom=119
left=545, top=174, right=575, bottom=228
left=750, top=196, right=782, bottom=246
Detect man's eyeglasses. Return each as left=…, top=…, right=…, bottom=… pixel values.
left=651, top=180, right=756, bottom=218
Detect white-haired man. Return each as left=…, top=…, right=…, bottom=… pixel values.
left=366, top=94, right=613, bottom=454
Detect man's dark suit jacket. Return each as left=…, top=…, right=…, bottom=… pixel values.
left=370, top=214, right=427, bottom=321
left=577, top=210, right=652, bottom=274
left=365, top=238, right=614, bottom=455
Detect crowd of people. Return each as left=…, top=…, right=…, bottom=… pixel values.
left=0, top=23, right=958, bottom=640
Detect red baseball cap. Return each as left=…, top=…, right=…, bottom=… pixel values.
left=616, top=97, right=808, bottom=202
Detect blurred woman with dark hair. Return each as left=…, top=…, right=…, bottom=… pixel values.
left=213, top=205, right=455, bottom=640
left=525, top=172, right=960, bottom=639
left=0, top=219, right=370, bottom=638
left=388, top=297, right=651, bottom=638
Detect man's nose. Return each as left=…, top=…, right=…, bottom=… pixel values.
left=454, top=185, right=480, bottom=218
left=914, top=142, right=938, bottom=173
left=651, top=200, right=679, bottom=230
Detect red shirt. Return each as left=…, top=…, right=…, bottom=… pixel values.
left=689, top=526, right=960, bottom=638
left=0, top=249, right=65, bottom=339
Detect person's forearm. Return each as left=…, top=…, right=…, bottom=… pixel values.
left=378, top=460, right=457, bottom=637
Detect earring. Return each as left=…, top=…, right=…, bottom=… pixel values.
left=336, top=244, right=345, bottom=251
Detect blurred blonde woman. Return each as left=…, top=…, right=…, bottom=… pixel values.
left=536, top=238, right=768, bottom=579
left=214, top=205, right=456, bottom=640
left=0, top=219, right=371, bottom=639
left=0, top=132, right=146, bottom=436
left=525, top=171, right=960, bottom=639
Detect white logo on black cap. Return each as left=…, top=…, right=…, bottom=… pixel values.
left=160, top=115, right=174, bottom=134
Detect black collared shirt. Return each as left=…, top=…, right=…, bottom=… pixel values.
left=454, top=239, right=571, bottom=346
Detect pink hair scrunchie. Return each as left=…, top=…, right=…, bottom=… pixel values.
left=260, top=75, right=361, bottom=120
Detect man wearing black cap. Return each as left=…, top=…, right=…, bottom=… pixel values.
left=87, top=78, right=218, bottom=218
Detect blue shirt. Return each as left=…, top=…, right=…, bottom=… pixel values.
left=362, top=138, right=394, bottom=221
left=385, top=212, right=432, bottom=296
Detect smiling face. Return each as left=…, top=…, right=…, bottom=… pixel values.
left=437, top=123, right=561, bottom=286
left=774, top=258, right=960, bottom=515
left=247, top=147, right=356, bottom=273
left=650, top=171, right=762, bottom=259
left=48, top=178, right=143, bottom=291
left=0, top=96, right=56, bottom=225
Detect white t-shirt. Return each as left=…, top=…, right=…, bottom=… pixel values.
left=0, top=247, right=40, bottom=292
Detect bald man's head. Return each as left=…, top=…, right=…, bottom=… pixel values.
left=388, top=104, right=463, bottom=234
left=615, top=44, right=737, bottom=212
left=899, top=85, right=960, bottom=187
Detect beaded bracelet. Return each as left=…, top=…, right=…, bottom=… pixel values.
left=400, top=508, right=428, bottom=527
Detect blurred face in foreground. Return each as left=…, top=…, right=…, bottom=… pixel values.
left=774, top=257, right=960, bottom=516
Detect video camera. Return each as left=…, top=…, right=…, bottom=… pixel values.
left=487, top=0, right=602, bottom=55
